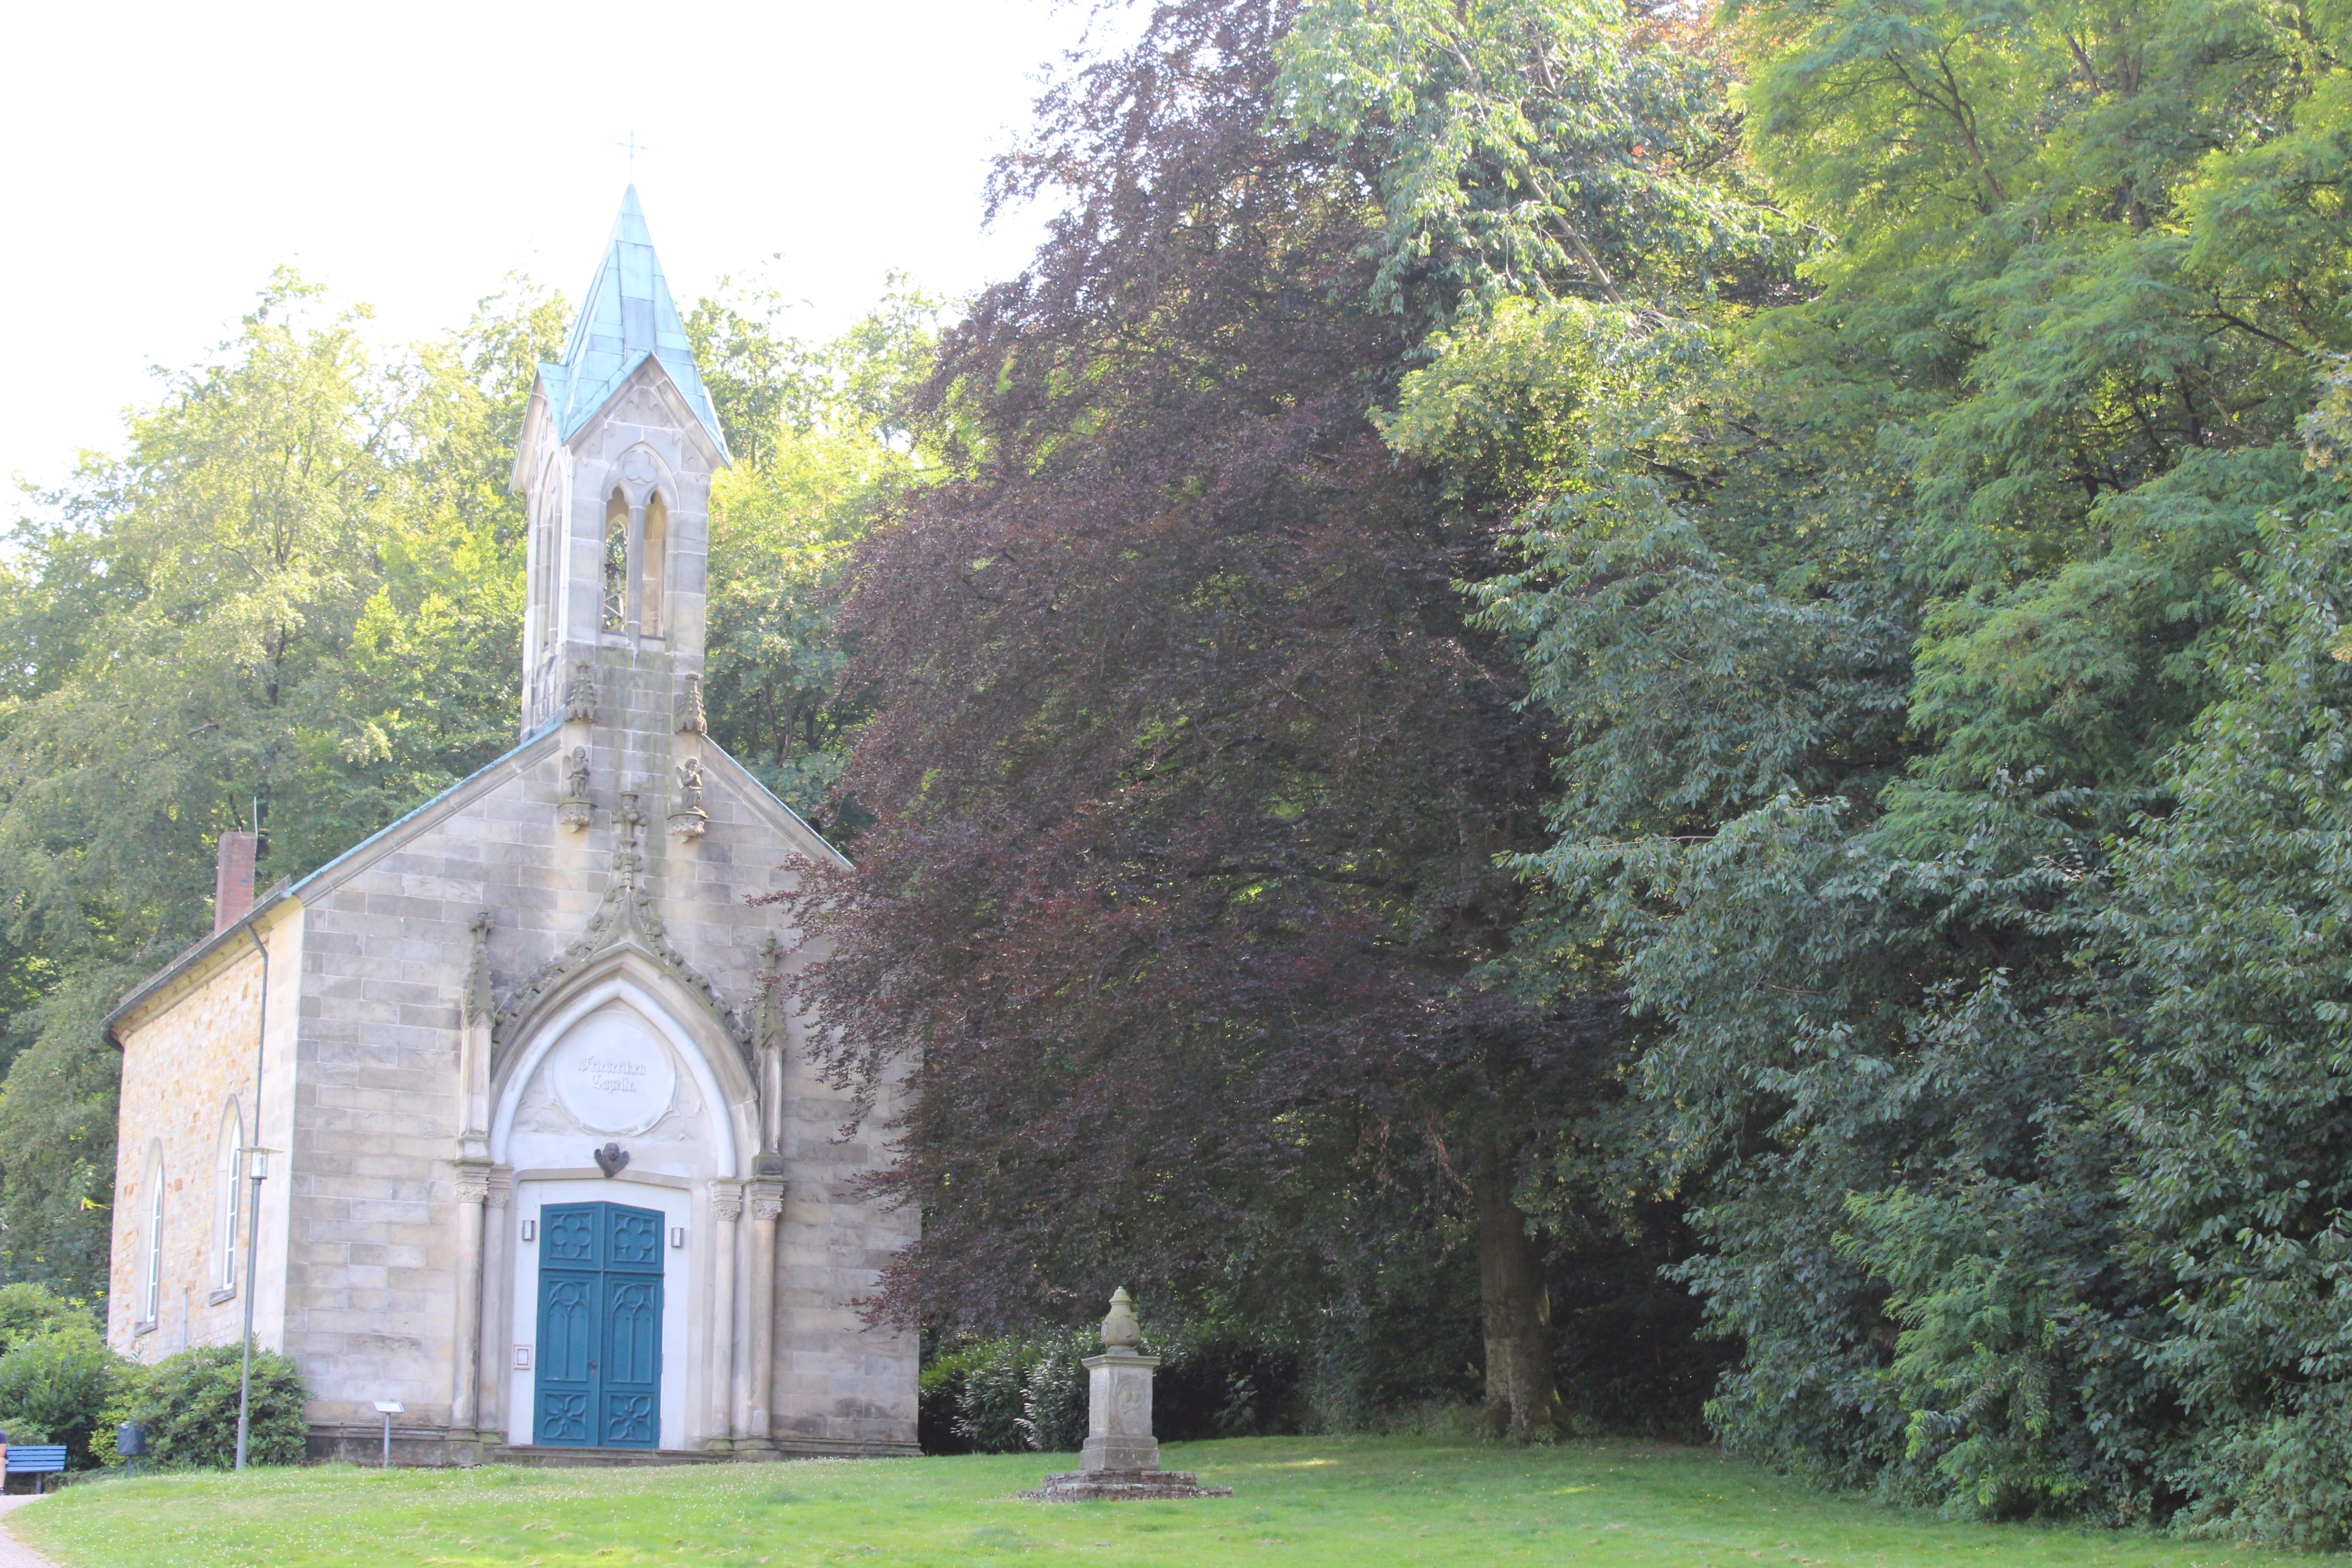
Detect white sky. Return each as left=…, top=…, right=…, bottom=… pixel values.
left=3, top=0, right=1102, bottom=493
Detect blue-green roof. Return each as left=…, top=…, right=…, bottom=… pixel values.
left=540, top=186, right=730, bottom=460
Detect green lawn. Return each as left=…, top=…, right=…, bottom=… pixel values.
left=7, top=1436, right=2334, bottom=1568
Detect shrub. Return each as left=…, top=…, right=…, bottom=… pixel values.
left=920, top=1326, right=1304, bottom=1454
left=0, top=1284, right=96, bottom=1355
left=0, top=1321, right=121, bottom=1467
left=1015, top=1332, right=1089, bottom=1453
left=99, top=1344, right=308, bottom=1470
left=949, top=1340, right=1034, bottom=1455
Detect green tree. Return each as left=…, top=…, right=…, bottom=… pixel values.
left=1413, top=0, right=2352, bottom=1524
left=0, top=274, right=564, bottom=1298
left=687, top=279, right=946, bottom=830
left=2097, top=401, right=2352, bottom=1542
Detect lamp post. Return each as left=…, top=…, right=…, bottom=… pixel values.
left=234, top=1147, right=277, bottom=1473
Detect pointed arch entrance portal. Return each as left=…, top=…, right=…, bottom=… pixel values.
left=534, top=1200, right=665, bottom=1448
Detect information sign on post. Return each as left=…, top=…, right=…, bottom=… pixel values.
left=372, top=1401, right=404, bottom=1470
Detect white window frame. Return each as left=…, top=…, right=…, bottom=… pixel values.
left=141, top=1152, right=164, bottom=1327
left=217, top=1104, right=245, bottom=1293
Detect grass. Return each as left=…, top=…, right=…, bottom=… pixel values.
left=9, top=1436, right=2345, bottom=1568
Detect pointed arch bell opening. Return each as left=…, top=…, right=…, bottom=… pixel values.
left=602, top=490, right=629, bottom=632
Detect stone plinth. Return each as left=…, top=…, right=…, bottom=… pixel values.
left=1024, top=1468, right=1234, bottom=1502
left=1081, top=1350, right=1161, bottom=1472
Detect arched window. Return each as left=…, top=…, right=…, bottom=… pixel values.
left=603, top=489, right=629, bottom=632
left=216, top=1104, right=245, bottom=1292
left=640, top=490, right=668, bottom=638
left=142, top=1148, right=165, bottom=1325
left=534, top=497, right=559, bottom=648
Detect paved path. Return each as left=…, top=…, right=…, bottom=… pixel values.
left=0, top=1497, right=61, bottom=1568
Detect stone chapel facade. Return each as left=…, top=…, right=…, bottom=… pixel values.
left=101, top=189, right=917, bottom=1464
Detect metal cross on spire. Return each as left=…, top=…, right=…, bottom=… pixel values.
left=616, top=129, right=650, bottom=178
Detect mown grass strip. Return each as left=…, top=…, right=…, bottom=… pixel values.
left=10, top=1436, right=2332, bottom=1568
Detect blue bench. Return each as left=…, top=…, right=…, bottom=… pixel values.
left=5, top=1445, right=66, bottom=1494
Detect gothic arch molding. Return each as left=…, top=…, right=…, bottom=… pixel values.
left=488, top=957, right=753, bottom=1180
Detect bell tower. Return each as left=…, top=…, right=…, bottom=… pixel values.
left=511, top=187, right=731, bottom=829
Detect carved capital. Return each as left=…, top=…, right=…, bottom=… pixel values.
left=710, top=1180, right=745, bottom=1223
left=455, top=1160, right=495, bottom=1205
left=747, top=1179, right=786, bottom=1223
left=485, top=1168, right=514, bottom=1210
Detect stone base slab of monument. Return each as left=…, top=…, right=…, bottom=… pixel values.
left=1024, top=1296, right=1233, bottom=1502
left=1024, top=1466, right=1234, bottom=1502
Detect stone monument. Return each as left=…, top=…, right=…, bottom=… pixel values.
left=1024, top=1289, right=1234, bottom=1502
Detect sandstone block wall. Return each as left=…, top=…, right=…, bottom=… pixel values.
left=108, top=907, right=301, bottom=1364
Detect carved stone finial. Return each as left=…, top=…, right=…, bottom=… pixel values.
left=1100, top=1288, right=1142, bottom=1350
left=463, top=910, right=494, bottom=1025
left=675, top=672, right=707, bottom=735
left=754, top=933, right=786, bottom=1049
left=562, top=662, right=598, bottom=725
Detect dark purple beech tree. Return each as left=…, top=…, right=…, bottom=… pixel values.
left=778, top=0, right=1654, bottom=1436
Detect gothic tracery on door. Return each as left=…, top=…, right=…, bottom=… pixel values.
left=534, top=1200, right=664, bottom=1449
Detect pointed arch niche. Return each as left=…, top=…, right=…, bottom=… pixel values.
left=486, top=961, right=754, bottom=1453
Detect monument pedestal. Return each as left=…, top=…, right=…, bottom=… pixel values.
left=1023, top=1292, right=1233, bottom=1502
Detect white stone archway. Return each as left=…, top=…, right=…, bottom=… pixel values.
left=480, top=960, right=764, bottom=1453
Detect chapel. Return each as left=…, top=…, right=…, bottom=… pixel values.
left=100, top=189, right=918, bottom=1464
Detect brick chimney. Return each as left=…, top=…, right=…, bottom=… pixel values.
left=213, top=832, right=257, bottom=933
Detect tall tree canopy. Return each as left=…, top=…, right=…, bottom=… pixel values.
left=789, top=0, right=1784, bottom=1437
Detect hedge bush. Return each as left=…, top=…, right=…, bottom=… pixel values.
left=0, top=1286, right=117, bottom=1467
left=97, top=1344, right=308, bottom=1470
left=920, top=1328, right=1301, bottom=1455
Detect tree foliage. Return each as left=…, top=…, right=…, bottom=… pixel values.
left=0, top=269, right=924, bottom=1300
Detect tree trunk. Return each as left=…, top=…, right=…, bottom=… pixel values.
left=1476, top=1141, right=1563, bottom=1441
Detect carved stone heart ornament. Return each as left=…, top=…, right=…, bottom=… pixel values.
left=593, top=1142, right=631, bottom=1177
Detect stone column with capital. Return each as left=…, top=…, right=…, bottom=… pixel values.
left=450, top=1160, right=492, bottom=1437
left=709, top=1180, right=742, bottom=1448
left=475, top=1168, right=514, bottom=1442
left=741, top=1177, right=786, bottom=1451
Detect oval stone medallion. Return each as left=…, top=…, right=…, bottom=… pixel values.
left=547, top=1010, right=677, bottom=1136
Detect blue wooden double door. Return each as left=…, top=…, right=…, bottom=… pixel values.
left=534, top=1201, right=665, bottom=1449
